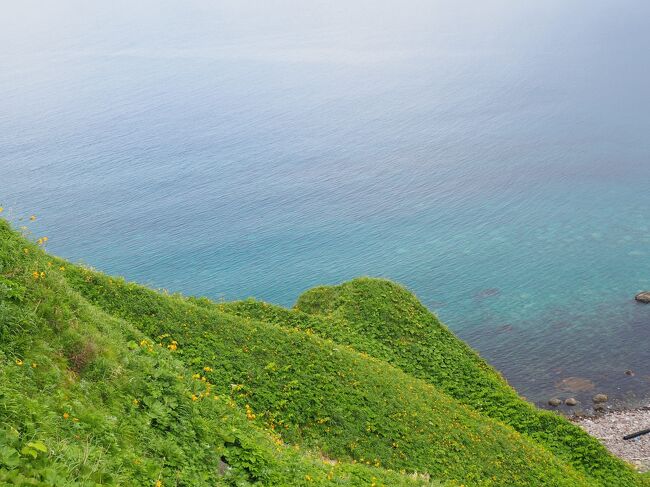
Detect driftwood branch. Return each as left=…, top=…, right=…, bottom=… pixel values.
left=623, top=428, right=650, bottom=440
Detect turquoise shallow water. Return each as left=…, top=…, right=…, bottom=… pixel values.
left=2, top=1, right=650, bottom=407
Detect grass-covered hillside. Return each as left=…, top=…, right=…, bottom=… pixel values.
left=218, top=279, right=638, bottom=485
left=0, top=217, right=647, bottom=486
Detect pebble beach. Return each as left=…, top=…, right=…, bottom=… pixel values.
left=574, top=408, right=650, bottom=471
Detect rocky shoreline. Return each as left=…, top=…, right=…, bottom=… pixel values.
left=567, top=291, right=650, bottom=470
left=573, top=408, right=650, bottom=471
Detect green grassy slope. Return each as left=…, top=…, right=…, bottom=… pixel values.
left=1, top=218, right=646, bottom=486
left=214, top=278, right=643, bottom=486
left=0, top=220, right=432, bottom=486
left=63, top=262, right=591, bottom=486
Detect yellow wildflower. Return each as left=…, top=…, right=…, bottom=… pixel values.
left=15, top=359, right=23, bottom=366
left=40, top=272, right=45, bottom=279
left=191, top=394, right=198, bottom=401
left=32, top=271, right=39, bottom=280
left=59, top=266, right=66, bottom=271
left=203, top=366, right=213, bottom=372
left=63, top=413, right=69, bottom=419
left=23, top=248, right=29, bottom=254
left=31, top=363, right=37, bottom=368
left=133, top=399, right=140, bottom=406
left=155, top=480, right=163, bottom=487
left=245, top=404, right=256, bottom=420
left=167, top=342, right=177, bottom=351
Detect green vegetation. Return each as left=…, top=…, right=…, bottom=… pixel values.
left=217, top=279, right=641, bottom=485
left=0, top=217, right=647, bottom=486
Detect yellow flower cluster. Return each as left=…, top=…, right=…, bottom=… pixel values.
left=156, top=334, right=178, bottom=351
left=14, top=358, right=38, bottom=368
left=36, top=236, right=48, bottom=245
left=32, top=271, right=46, bottom=280
left=245, top=404, right=256, bottom=421
left=189, top=370, right=217, bottom=402
left=139, top=338, right=154, bottom=353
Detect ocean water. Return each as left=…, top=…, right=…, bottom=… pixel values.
left=2, top=0, right=650, bottom=408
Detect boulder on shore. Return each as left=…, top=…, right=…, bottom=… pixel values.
left=548, top=398, right=562, bottom=407
left=635, top=291, right=650, bottom=303
left=565, top=398, right=578, bottom=406
left=593, top=393, right=608, bottom=404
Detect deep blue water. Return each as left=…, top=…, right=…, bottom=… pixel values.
left=2, top=0, right=650, bottom=408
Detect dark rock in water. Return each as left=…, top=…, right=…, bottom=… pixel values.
left=476, top=288, right=500, bottom=299
left=593, top=393, right=608, bottom=404
left=497, top=324, right=513, bottom=333
left=635, top=291, right=650, bottom=303
left=625, top=369, right=635, bottom=376
left=548, top=398, right=562, bottom=407
left=565, top=397, right=578, bottom=406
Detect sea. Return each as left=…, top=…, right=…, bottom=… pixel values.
left=2, top=0, right=650, bottom=409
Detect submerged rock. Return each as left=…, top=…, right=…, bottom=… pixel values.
left=565, top=397, right=578, bottom=406
left=625, top=369, right=635, bottom=376
left=548, top=398, right=562, bottom=407
left=593, top=393, right=608, bottom=404
left=635, top=291, right=650, bottom=303
left=476, top=288, right=500, bottom=299
left=556, top=377, right=596, bottom=393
